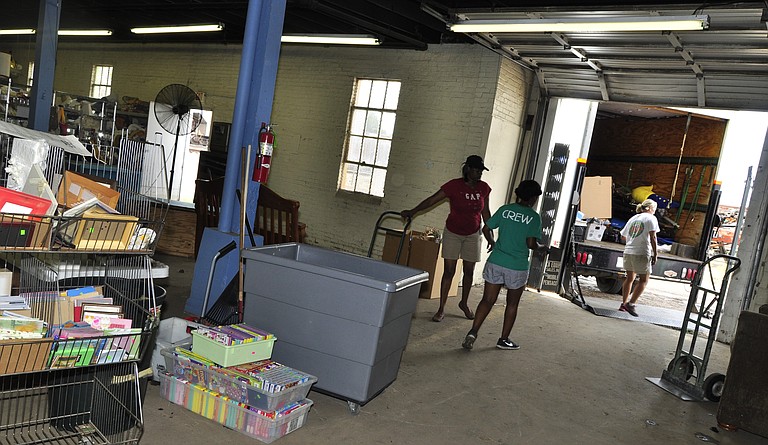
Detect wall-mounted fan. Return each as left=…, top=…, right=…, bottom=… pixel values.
left=154, top=83, right=202, bottom=198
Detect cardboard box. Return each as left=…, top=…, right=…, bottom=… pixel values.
left=72, top=210, right=138, bottom=250
left=581, top=176, right=612, bottom=219
left=58, top=171, right=120, bottom=209
left=0, top=338, right=54, bottom=373
left=28, top=295, right=75, bottom=326
left=382, top=231, right=460, bottom=299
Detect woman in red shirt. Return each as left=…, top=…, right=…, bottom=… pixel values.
left=401, top=155, right=494, bottom=322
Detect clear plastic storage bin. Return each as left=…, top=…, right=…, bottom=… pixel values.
left=159, top=373, right=312, bottom=443
left=161, top=345, right=317, bottom=411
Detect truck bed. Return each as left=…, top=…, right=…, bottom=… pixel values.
left=574, top=239, right=702, bottom=282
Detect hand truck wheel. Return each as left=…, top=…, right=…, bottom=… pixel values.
left=703, top=373, right=726, bottom=402
left=667, top=355, right=697, bottom=381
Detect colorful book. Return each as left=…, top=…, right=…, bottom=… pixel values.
left=49, top=339, right=97, bottom=368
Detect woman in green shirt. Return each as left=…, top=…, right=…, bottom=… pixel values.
left=462, top=179, right=544, bottom=350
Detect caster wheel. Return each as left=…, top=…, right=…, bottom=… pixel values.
left=703, top=373, right=726, bottom=402
left=667, top=356, right=697, bottom=381
left=347, top=401, right=360, bottom=415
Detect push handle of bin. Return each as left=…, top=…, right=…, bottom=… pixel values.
left=218, top=240, right=238, bottom=257
left=367, top=211, right=411, bottom=263
left=201, top=240, right=238, bottom=319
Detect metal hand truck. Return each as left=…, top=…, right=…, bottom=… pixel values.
left=367, top=211, right=412, bottom=263
left=647, top=254, right=741, bottom=402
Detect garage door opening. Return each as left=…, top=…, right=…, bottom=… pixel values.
left=529, top=97, right=768, bottom=325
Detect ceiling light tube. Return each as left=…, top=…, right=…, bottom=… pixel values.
left=131, top=23, right=224, bottom=34
left=58, top=29, right=113, bottom=36
left=281, top=34, right=380, bottom=45
left=450, top=15, right=710, bottom=33
left=0, top=29, right=35, bottom=35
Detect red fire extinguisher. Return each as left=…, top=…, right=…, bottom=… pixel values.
left=253, top=122, right=275, bottom=183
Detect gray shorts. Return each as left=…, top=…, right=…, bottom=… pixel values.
left=482, top=262, right=529, bottom=289
left=623, top=254, right=652, bottom=274
left=441, top=228, right=482, bottom=262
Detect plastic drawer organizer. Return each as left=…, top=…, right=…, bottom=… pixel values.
left=161, top=344, right=317, bottom=411
left=159, top=373, right=312, bottom=444
left=242, top=243, right=428, bottom=414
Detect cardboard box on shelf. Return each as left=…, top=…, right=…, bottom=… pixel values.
left=57, top=171, right=120, bottom=209
left=581, top=176, right=612, bottom=219
left=72, top=210, right=138, bottom=250
left=382, top=231, right=460, bottom=299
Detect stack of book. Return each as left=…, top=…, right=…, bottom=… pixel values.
left=0, top=296, right=30, bottom=311
left=194, top=324, right=274, bottom=346
left=0, top=313, right=45, bottom=340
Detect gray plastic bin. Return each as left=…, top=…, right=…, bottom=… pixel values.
left=241, top=243, right=428, bottom=410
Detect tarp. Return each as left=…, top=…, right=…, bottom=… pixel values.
left=0, top=120, right=91, bottom=157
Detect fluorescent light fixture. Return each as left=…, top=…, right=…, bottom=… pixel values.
left=131, top=23, right=224, bottom=34
left=449, top=15, right=710, bottom=33
left=0, top=29, right=35, bottom=35
left=58, top=29, right=113, bottom=36
left=281, top=34, right=380, bottom=45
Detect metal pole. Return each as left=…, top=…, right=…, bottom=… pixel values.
left=730, top=166, right=753, bottom=256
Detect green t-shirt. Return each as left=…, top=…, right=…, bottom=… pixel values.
left=486, top=202, right=542, bottom=271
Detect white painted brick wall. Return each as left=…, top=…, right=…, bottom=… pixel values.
left=268, top=44, right=506, bottom=256
left=7, top=42, right=532, bottom=262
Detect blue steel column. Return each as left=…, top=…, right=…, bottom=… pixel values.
left=28, top=0, right=60, bottom=131
left=219, top=0, right=286, bottom=233
left=185, top=0, right=286, bottom=317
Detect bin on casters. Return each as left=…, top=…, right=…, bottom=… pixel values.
left=241, top=243, right=428, bottom=414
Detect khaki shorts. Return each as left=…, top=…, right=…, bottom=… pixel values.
left=623, top=254, right=652, bottom=274
left=482, top=262, right=529, bottom=290
left=441, top=228, right=482, bottom=262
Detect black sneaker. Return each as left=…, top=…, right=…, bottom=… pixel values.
left=625, top=303, right=639, bottom=317
left=496, top=338, right=520, bottom=350
left=462, top=332, right=476, bottom=350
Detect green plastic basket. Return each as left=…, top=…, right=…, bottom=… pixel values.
left=191, top=331, right=276, bottom=367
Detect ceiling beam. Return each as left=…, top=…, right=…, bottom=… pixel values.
left=307, top=0, right=428, bottom=49
left=697, top=74, right=707, bottom=107
left=665, top=32, right=706, bottom=106
left=549, top=32, right=607, bottom=99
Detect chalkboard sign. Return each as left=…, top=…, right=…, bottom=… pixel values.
left=528, top=143, right=569, bottom=291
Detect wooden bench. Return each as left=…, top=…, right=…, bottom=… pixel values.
left=193, top=180, right=305, bottom=256
left=193, top=176, right=225, bottom=257
left=255, top=184, right=306, bottom=245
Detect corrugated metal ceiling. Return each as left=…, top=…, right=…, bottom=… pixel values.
left=4, top=1, right=767, bottom=111
left=441, top=4, right=768, bottom=110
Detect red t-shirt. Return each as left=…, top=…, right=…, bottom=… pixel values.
left=440, top=178, right=491, bottom=236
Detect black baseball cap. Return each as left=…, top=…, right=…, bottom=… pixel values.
left=465, top=155, right=489, bottom=171
left=515, top=179, right=543, bottom=200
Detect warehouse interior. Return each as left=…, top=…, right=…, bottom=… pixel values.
left=1, top=1, right=768, bottom=444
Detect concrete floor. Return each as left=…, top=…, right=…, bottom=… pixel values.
left=143, top=254, right=768, bottom=445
